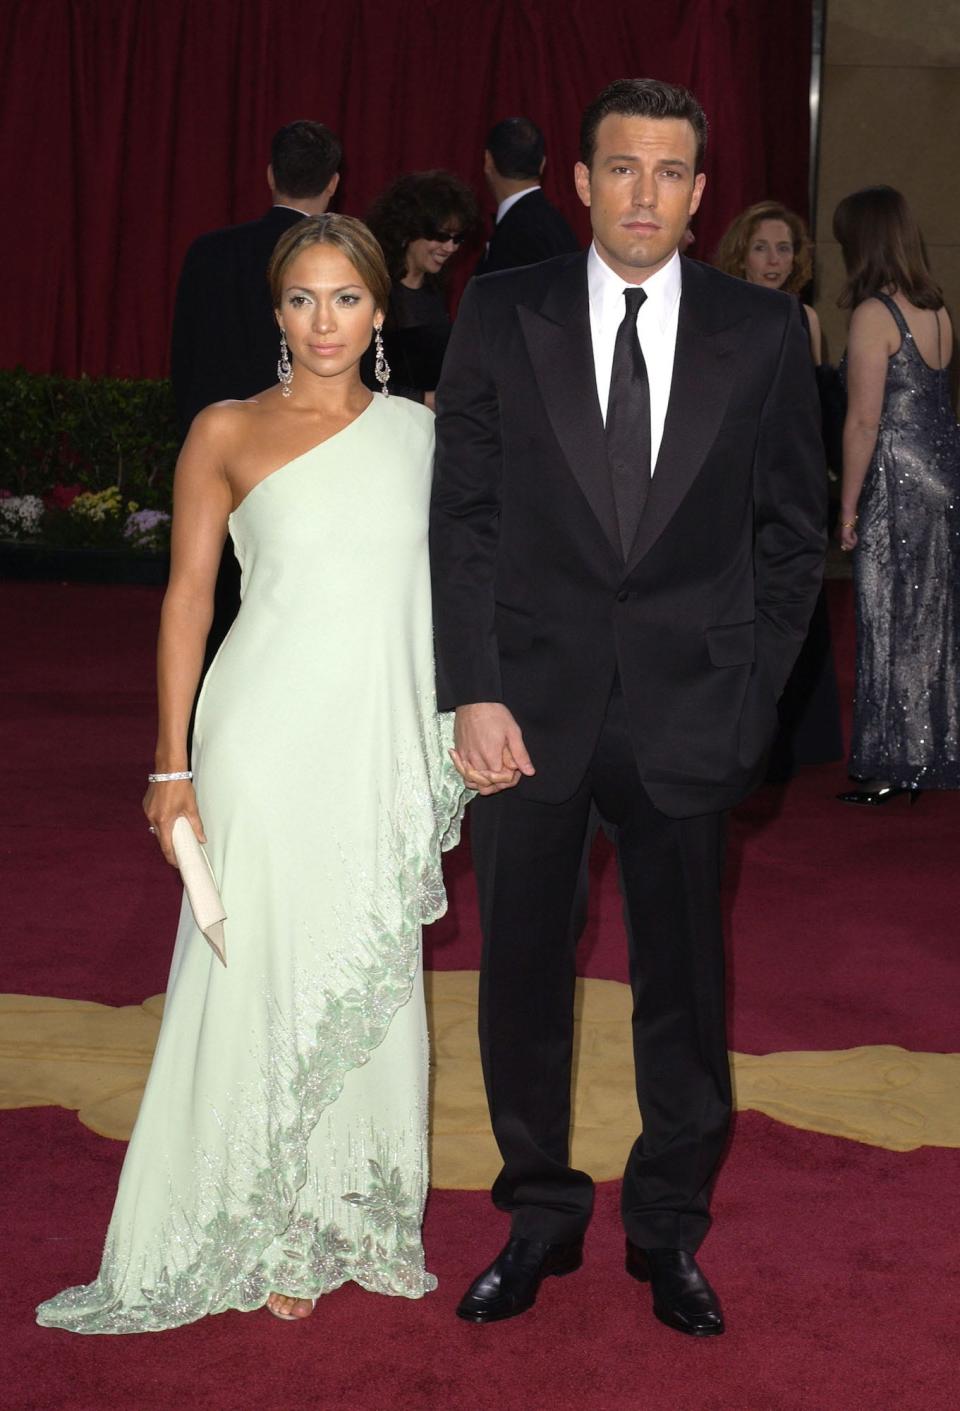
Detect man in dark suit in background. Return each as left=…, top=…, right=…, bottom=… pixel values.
left=431, top=79, right=825, bottom=1337
left=474, top=117, right=580, bottom=277
left=171, top=120, right=342, bottom=437
left=170, top=120, right=341, bottom=666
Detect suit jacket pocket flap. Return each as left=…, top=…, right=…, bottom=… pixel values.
left=706, top=621, right=755, bottom=667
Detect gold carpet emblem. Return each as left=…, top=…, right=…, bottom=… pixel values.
left=2, top=973, right=957, bottom=1188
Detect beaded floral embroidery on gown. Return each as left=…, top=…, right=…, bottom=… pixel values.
left=848, top=294, right=960, bottom=788
left=36, top=395, right=468, bottom=1333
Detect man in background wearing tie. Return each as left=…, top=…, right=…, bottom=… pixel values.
left=431, top=79, right=824, bottom=1337
left=475, top=116, right=579, bottom=277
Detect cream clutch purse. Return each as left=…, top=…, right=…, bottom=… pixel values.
left=171, top=815, right=227, bottom=966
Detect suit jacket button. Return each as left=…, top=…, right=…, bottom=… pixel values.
left=616, top=589, right=630, bottom=603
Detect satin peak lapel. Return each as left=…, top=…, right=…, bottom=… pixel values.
left=517, top=259, right=621, bottom=558
left=625, top=264, right=746, bottom=572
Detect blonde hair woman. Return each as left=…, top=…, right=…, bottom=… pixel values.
left=715, top=200, right=821, bottom=364
left=716, top=200, right=843, bottom=778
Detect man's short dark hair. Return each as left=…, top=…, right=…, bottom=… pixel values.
left=580, top=79, right=708, bottom=174
left=271, top=121, right=342, bottom=198
left=485, top=117, right=545, bottom=180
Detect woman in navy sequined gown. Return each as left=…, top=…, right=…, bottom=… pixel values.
left=834, top=187, right=960, bottom=800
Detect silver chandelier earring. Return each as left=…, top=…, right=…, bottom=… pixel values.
left=374, top=324, right=391, bottom=397
left=277, top=329, right=293, bottom=397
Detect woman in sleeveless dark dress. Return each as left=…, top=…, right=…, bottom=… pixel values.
left=365, top=172, right=478, bottom=406
left=834, top=186, right=960, bottom=802
left=715, top=201, right=843, bottom=777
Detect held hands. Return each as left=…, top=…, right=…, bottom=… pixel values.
left=143, top=780, right=206, bottom=867
left=450, top=703, right=536, bottom=796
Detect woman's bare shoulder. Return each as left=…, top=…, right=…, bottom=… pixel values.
left=187, top=393, right=278, bottom=452
left=849, top=298, right=898, bottom=348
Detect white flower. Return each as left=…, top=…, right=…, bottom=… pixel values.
left=0, top=494, right=44, bottom=538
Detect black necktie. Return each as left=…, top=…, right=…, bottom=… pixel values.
left=605, top=286, right=651, bottom=559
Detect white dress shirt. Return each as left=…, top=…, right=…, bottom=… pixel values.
left=587, top=243, right=682, bottom=474
left=495, top=185, right=540, bottom=224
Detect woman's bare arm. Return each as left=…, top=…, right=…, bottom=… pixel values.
left=804, top=304, right=822, bottom=366
left=839, top=300, right=892, bottom=551
left=144, top=407, right=234, bottom=862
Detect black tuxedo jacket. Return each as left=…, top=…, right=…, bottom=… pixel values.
left=170, top=206, right=303, bottom=437
left=430, top=253, right=826, bottom=818
left=474, top=188, right=580, bottom=278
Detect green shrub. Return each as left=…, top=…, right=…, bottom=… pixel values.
left=0, top=368, right=178, bottom=511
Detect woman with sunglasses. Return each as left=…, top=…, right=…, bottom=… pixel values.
left=366, top=170, right=478, bottom=407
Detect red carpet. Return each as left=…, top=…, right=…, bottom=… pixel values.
left=4, top=1106, right=955, bottom=1411
left=2, top=581, right=959, bottom=1410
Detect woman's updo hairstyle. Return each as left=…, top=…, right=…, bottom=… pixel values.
left=268, top=213, right=391, bottom=314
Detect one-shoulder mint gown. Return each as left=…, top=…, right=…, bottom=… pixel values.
left=37, top=394, right=468, bottom=1333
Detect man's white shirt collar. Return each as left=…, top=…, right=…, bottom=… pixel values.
left=587, top=243, right=682, bottom=334
left=495, top=186, right=540, bottom=225
left=586, top=243, right=683, bottom=469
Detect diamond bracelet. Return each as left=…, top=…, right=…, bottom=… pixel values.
left=147, top=770, right=193, bottom=783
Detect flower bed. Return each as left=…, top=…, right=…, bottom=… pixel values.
left=0, top=368, right=178, bottom=579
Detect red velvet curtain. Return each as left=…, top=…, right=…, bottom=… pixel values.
left=0, top=0, right=812, bottom=379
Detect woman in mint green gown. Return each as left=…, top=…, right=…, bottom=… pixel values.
left=37, top=215, right=467, bottom=1333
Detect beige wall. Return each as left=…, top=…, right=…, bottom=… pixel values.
left=815, top=0, right=960, bottom=366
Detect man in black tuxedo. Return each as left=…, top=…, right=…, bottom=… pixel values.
left=430, top=79, right=825, bottom=1336
left=474, top=117, right=580, bottom=277
left=171, top=120, right=342, bottom=436
left=170, top=120, right=341, bottom=669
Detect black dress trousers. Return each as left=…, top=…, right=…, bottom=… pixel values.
left=469, top=677, right=732, bottom=1251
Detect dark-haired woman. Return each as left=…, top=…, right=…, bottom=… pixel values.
left=834, top=186, right=960, bottom=802
left=36, top=216, right=468, bottom=1332
left=366, top=170, right=478, bottom=405
left=715, top=201, right=843, bottom=777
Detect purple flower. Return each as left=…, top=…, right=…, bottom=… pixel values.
left=124, top=508, right=171, bottom=548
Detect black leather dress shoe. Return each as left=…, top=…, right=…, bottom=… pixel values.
left=456, top=1236, right=584, bottom=1323
left=625, top=1242, right=724, bottom=1337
